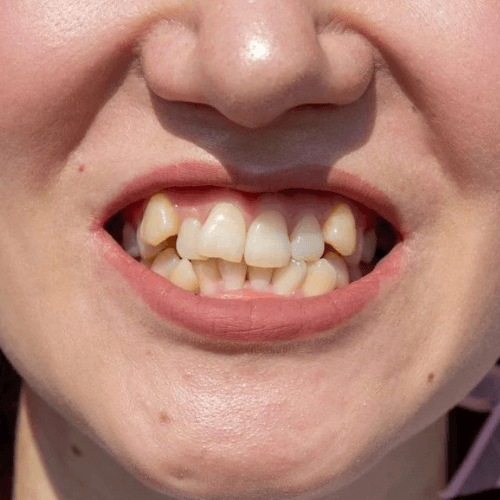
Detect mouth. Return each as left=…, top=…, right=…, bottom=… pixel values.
left=96, top=163, right=403, bottom=342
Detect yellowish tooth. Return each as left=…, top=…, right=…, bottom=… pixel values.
left=137, top=225, right=169, bottom=260
left=123, top=222, right=140, bottom=258
left=197, top=203, right=246, bottom=263
left=176, top=218, right=208, bottom=261
left=290, top=212, right=324, bottom=262
left=168, top=259, right=200, bottom=292
left=248, top=266, right=273, bottom=291
left=218, top=260, right=247, bottom=291
left=192, top=259, right=220, bottom=296
left=361, top=229, right=377, bottom=263
left=324, top=251, right=350, bottom=288
left=322, top=203, right=356, bottom=256
left=272, top=259, right=307, bottom=296
left=301, top=259, right=337, bottom=297
left=150, top=248, right=180, bottom=278
left=139, top=193, right=180, bottom=247
left=245, top=210, right=291, bottom=268
left=345, top=227, right=364, bottom=266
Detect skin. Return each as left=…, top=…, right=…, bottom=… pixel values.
left=1, top=0, right=500, bottom=498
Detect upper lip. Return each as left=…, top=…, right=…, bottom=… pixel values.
left=94, top=160, right=404, bottom=237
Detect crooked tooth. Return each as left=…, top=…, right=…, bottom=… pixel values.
left=248, top=266, right=273, bottom=291
left=137, top=225, right=169, bottom=261
left=322, top=203, right=356, bottom=256
left=176, top=218, right=208, bottom=261
left=272, top=259, right=307, bottom=296
left=361, top=229, right=377, bottom=263
left=290, top=212, right=324, bottom=262
left=245, top=210, right=291, bottom=268
left=218, top=260, right=247, bottom=291
left=345, top=227, right=364, bottom=266
left=192, top=259, right=220, bottom=296
left=197, top=203, right=246, bottom=263
left=324, top=251, right=350, bottom=288
left=301, top=259, right=337, bottom=297
left=150, top=248, right=180, bottom=278
left=139, top=193, right=180, bottom=247
left=168, top=259, right=200, bottom=292
left=123, top=222, right=140, bottom=258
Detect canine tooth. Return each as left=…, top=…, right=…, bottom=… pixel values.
left=150, top=248, right=180, bottom=278
left=176, top=218, right=208, bottom=261
left=272, top=259, right=307, bottom=296
left=168, top=259, right=200, bottom=292
left=361, top=229, right=377, bottom=263
left=322, top=203, right=356, bottom=256
left=345, top=227, right=364, bottom=266
left=139, top=193, right=180, bottom=246
left=192, top=259, right=220, bottom=296
left=248, top=266, right=273, bottom=291
left=324, top=251, right=350, bottom=288
left=301, top=259, right=337, bottom=297
left=137, top=226, right=169, bottom=260
left=245, top=210, right=291, bottom=268
left=290, top=212, right=324, bottom=262
left=197, top=203, right=246, bottom=263
left=218, top=260, right=247, bottom=291
left=123, top=222, right=140, bottom=258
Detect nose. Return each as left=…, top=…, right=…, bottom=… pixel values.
left=140, top=0, right=375, bottom=128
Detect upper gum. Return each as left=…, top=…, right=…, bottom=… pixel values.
left=132, top=187, right=372, bottom=231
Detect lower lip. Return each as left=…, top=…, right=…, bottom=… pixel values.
left=96, top=231, right=404, bottom=342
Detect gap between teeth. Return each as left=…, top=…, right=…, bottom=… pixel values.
left=123, top=192, right=379, bottom=297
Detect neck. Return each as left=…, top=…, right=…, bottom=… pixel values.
left=13, top=383, right=448, bottom=500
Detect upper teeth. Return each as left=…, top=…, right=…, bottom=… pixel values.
left=127, top=192, right=380, bottom=297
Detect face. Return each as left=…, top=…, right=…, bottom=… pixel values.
left=1, top=0, right=500, bottom=497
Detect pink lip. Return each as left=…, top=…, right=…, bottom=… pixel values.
left=93, top=162, right=405, bottom=342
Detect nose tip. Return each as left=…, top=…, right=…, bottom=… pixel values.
left=141, top=1, right=375, bottom=128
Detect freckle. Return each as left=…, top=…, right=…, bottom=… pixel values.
left=71, top=445, right=82, bottom=457
left=427, top=372, right=435, bottom=383
left=78, top=165, right=85, bottom=173
left=170, top=466, right=191, bottom=480
left=159, top=412, right=171, bottom=424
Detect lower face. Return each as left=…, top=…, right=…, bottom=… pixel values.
left=1, top=1, right=500, bottom=498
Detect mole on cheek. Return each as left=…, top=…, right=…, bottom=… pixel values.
left=427, top=373, right=435, bottom=383
left=71, top=445, right=83, bottom=457
left=159, top=412, right=171, bottom=424
left=78, top=165, right=85, bottom=173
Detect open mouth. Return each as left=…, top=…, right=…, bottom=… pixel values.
left=97, top=166, right=403, bottom=343
left=105, top=187, right=398, bottom=299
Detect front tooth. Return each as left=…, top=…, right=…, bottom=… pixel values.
left=176, top=218, right=208, bottom=261
left=301, top=259, right=337, bottom=297
left=192, top=259, right=220, bottom=296
left=218, top=260, right=247, bottom=291
left=197, top=203, right=246, bottom=263
left=322, top=203, right=356, bottom=256
left=248, top=266, right=273, bottom=291
left=168, top=259, right=200, bottom=292
left=139, top=193, right=180, bottom=246
left=123, top=222, right=140, bottom=258
left=361, top=229, right=377, bottom=263
left=272, top=259, right=307, bottom=296
left=245, top=210, right=291, bottom=268
left=150, top=248, right=180, bottom=278
left=290, top=212, right=324, bottom=262
left=345, top=227, right=364, bottom=266
left=324, top=251, right=350, bottom=288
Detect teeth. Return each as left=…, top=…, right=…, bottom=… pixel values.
left=344, top=227, right=364, bottom=266
left=192, top=259, right=221, bottom=296
left=123, top=222, right=140, bottom=258
left=248, top=266, right=273, bottom=291
left=137, top=225, right=169, bottom=261
left=322, top=203, right=356, bottom=256
left=176, top=218, right=208, bottom=261
left=197, top=203, right=246, bottom=263
left=150, top=248, right=181, bottom=279
left=301, top=259, right=337, bottom=297
left=139, top=193, right=180, bottom=247
left=324, top=251, right=350, bottom=288
left=218, top=260, right=247, bottom=291
left=272, top=259, right=307, bottom=296
left=245, top=210, right=291, bottom=268
left=290, top=212, right=324, bottom=262
left=361, top=229, right=377, bottom=263
left=168, top=259, right=200, bottom=292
